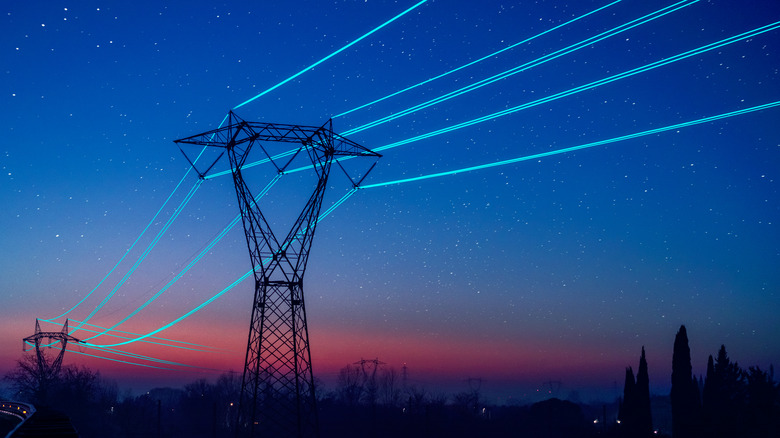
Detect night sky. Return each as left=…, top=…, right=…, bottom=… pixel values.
left=2, top=0, right=779, bottom=403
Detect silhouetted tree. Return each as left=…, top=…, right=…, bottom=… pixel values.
left=618, top=348, right=653, bottom=437
left=702, top=345, right=746, bottom=438
left=336, top=364, right=363, bottom=406
left=635, top=347, right=653, bottom=437
left=744, top=365, right=778, bottom=438
left=180, top=378, right=215, bottom=436
left=214, top=371, right=240, bottom=432
left=671, top=325, right=701, bottom=437
left=4, top=351, right=59, bottom=405
left=618, top=366, right=636, bottom=436
left=404, top=384, right=429, bottom=416
left=527, top=398, right=592, bottom=438
left=379, top=367, right=402, bottom=407
left=4, top=357, right=121, bottom=438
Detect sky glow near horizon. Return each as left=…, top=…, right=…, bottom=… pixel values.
left=1, top=0, right=779, bottom=403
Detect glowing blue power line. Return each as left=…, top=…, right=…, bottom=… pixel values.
left=44, top=149, right=209, bottom=323
left=55, top=346, right=175, bottom=370
left=359, top=100, right=780, bottom=189
left=88, top=189, right=359, bottom=348
left=23, top=340, right=189, bottom=369
left=343, top=0, right=699, bottom=136
left=230, top=0, right=700, bottom=176
left=332, top=0, right=623, bottom=119
left=256, top=188, right=360, bottom=267
left=87, top=96, right=780, bottom=348
left=44, top=117, right=230, bottom=337
left=321, top=188, right=357, bottom=218
left=45, top=113, right=230, bottom=324
left=81, top=175, right=282, bottom=343
left=83, top=345, right=197, bottom=368
left=204, top=149, right=297, bottom=180
left=372, top=18, right=780, bottom=153
left=71, top=180, right=204, bottom=335
left=58, top=320, right=229, bottom=353
left=233, top=0, right=428, bottom=109
left=44, top=0, right=413, bottom=343
left=56, top=3, right=774, bottom=354
left=96, top=97, right=780, bottom=348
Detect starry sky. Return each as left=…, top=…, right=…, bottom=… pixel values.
left=2, top=0, right=779, bottom=403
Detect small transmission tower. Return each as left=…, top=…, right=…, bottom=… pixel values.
left=23, top=319, right=82, bottom=377
left=22, top=319, right=83, bottom=401
left=175, top=111, right=380, bottom=437
left=354, top=358, right=386, bottom=405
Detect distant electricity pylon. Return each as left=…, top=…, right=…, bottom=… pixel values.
left=22, top=319, right=83, bottom=383
left=354, top=358, right=386, bottom=404
left=175, top=111, right=380, bottom=438
left=354, top=358, right=386, bottom=382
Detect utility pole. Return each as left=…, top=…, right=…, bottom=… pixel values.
left=175, top=112, right=380, bottom=437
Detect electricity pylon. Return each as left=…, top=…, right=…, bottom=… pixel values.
left=354, top=358, right=386, bottom=405
left=354, top=358, right=386, bottom=382
left=175, top=111, right=380, bottom=437
left=22, top=319, right=82, bottom=402
left=23, top=319, right=82, bottom=378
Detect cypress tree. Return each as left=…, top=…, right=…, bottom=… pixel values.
left=635, top=347, right=653, bottom=437
left=702, top=354, right=716, bottom=436
left=619, top=348, right=654, bottom=437
left=702, top=345, right=746, bottom=438
left=619, top=366, right=636, bottom=436
left=671, top=325, right=701, bottom=437
left=744, top=365, right=777, bottom=437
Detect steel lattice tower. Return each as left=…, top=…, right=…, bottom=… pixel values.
left=175, top=112, right=380, bottom=437
left=22, top=319, right=83, bottom=402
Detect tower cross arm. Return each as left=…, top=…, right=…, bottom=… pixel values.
left=174, top=112, right=381, bottom=159
left=174, top=121, right=322, bottom=147
left=23, top=332, right=83, bottom=344
left=173, top=123, right=252, bottom=148
left=22, top=319, right=84, bottom=349
left=332, top=133, right=382, bottom=158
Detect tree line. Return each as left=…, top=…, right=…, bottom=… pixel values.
left=613, top=325, right=779, bottom=437
left=3, top=325, right=778, bottom=437
left=670, top=325, right=778, bottom=438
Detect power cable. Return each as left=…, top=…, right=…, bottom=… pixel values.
left=332, top=0, right=623, bottom=119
